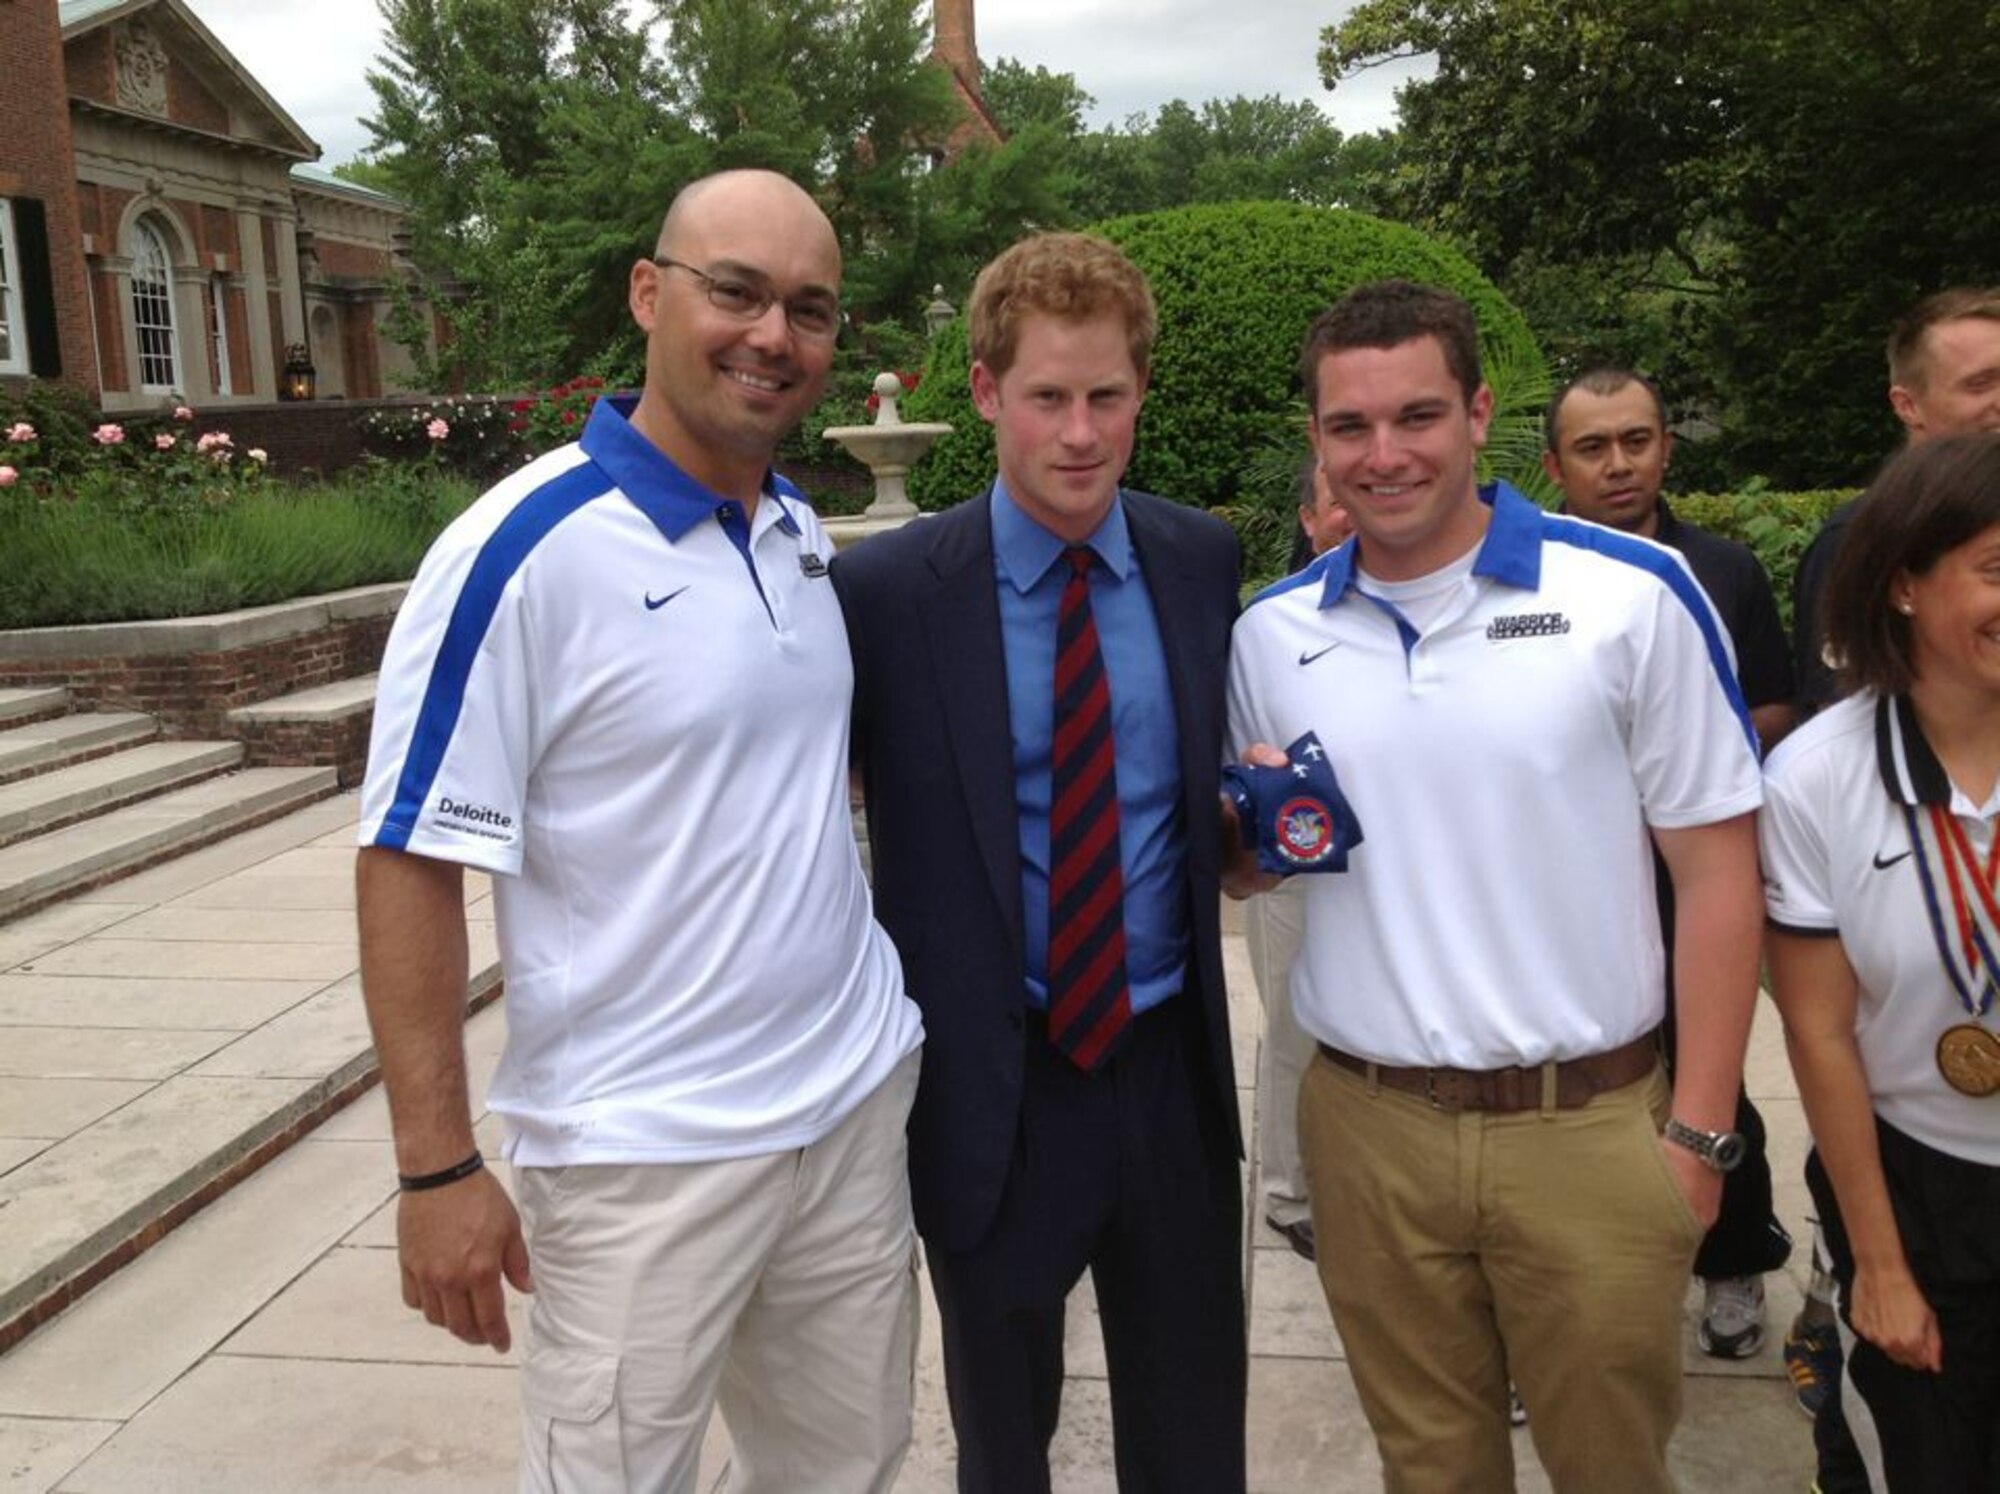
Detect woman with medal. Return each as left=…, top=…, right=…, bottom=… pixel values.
left=1761, top=431, right=2000, bottom=1492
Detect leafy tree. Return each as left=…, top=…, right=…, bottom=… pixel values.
left=329, top=158, right=401, bottom=196
left=981, top=57, right=1093, bottom=137
left=362, top=0, right=974, bottom=387
left=364, top=0, right=649, bottom=247
left=361, top=0, right=664, bottom=386
left=1320, top=0, right=2000, bottom=487
left=1067, top=95, right=1357, bottom=222
left=1707, top=0, right=2000, bottom=483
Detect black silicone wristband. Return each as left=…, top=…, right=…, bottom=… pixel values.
left=398, top=1151, right=486, bottom=1192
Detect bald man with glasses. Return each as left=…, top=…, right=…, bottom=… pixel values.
left=357, top=169, right=924, bottom=1494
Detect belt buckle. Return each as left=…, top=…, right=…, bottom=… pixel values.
left=1423, top=1068, right=1463, bottom=1112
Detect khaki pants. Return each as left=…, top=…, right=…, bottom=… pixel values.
left=1301, top=1053, right=1703, bottom=1493
left=513, top=1051, right=921, bottom=1494
left=1245, top=884, right=1315, bottom=1227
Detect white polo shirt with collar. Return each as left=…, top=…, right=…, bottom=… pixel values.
left=1761, top=691, right=2000, bottom=1165
left=360, top=396, right=922, bottom=1166
left=1227, top=481, right=1762, bottom=1069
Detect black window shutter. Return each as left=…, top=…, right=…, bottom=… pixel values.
left=15, top=198, right=63, bottom=379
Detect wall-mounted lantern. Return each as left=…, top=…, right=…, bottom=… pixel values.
left=280, top=343, right=316, bottom=402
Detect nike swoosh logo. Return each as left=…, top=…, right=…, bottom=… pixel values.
left=1298, top=643, right=1341, bottom=666
left=644, top=587, right=690, bottom=611
left=1872, top=849, right=1913, bottom=870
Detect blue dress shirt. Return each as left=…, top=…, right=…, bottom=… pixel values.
left=990, top=483, right=1188, bottom=1014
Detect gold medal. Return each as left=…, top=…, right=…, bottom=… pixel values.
left=1935, top=1022, right=2000, bottom=1097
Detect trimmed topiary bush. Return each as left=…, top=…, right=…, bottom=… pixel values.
left=902, top=201, right=1547, bottom=512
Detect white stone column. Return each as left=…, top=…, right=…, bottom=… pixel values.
left=276, top=212, right=306, bottom=349
left=235, top=204, right=276, bottom=398
left=172, top=264, right=212, bottom=401
left=99, top=254, right=145, bottom=405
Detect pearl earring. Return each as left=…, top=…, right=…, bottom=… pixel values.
left=1897, top=600, right=1915, bottom=615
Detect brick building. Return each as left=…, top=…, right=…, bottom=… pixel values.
left=930, top=0, right=1002, bottom=157
left=0, top=0, right=427, bottom=412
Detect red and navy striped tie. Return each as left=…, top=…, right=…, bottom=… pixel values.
left=1047, top=547, right=1132, bottom=1070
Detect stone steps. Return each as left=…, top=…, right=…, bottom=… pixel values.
left=0, top=686, right=71, bottom=728
left=229, top=675, right=378, bottom=788
left=0, top=740, right=247, bottom=850
left=0, top=712, right=156, bottom=789
left=0, top=603, right=423, bottom=1346
left=0, top=767, right=338, bottom=923
left=227, top=675, right=377, bottom=727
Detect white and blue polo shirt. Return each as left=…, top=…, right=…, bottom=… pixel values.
left=360, top=397, right=921, bottom=1165
left=1761, top=692, right=2000, bottom=1165
left=1228, top=482, right=1762, bottom=1069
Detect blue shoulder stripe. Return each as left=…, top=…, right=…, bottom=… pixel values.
left=1540, top=513, right=1757, bottom=753
left=1245, top=547, right=1341, bottom=610
left=376, top=464, right=614, bottom=848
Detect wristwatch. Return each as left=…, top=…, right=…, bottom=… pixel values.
left=1663, top=1117, right=1747, bottom=1173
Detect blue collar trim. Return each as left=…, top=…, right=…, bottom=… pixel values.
left=1316, top=480, right=1542, bottom=608
left=580, top=395, right=802, bottom=542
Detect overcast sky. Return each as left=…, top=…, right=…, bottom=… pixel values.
left=185, top=0, right=1430, bottom=169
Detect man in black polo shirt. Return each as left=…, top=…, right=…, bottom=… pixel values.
left=1542, top=365, right=1797, bottom=1365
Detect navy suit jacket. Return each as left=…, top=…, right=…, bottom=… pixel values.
left=832, top=489, right=1243, bottom=1253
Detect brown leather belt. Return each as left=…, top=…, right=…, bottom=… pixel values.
left=1316, top=1033, right=1659, bottom=1113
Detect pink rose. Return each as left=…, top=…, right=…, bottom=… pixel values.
left=195, top=431, right=233, bottom=454
left=155, top=433, right=177, bottom=451
left=172, top=405, right=194, bottom=423
left=92, top=423, right=125, bottom=445
left=426, top=418, right=450, bottom=441
left=0, top=466, right=17, bottom=487
left=247, top=448, right=268, bottom=464
left=4, top=422, right=34, bottom=444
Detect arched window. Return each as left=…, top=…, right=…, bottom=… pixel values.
left=131, top=219, right=179, bottom=392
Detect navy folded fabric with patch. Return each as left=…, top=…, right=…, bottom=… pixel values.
left=1221, top=731, right=1364, bottom=875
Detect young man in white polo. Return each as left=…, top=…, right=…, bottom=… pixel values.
left=1227, top=280, right=1764, bottom=1491
left=356, top=170, right=923, bottom=1493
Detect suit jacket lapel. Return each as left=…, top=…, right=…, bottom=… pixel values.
left=918, top=494, right=1027, bottom=945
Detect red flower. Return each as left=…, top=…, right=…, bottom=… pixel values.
left=560, top=409, right=578, bottom=425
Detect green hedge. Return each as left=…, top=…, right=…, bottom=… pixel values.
left=903, top=201, right=1547, bottom=512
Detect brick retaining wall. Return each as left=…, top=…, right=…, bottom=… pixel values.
left=231, top=711, right=375, bottom=788
left=0, top=587, right=403, bottom=765
left=0, top=612, right=392, bottom=740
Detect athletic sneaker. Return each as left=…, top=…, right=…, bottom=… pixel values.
left=1698, top=1275, right=1766, bottom=1358
left=1784, top=1315, right=1842, bottom=1419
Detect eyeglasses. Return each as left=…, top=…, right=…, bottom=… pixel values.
left=651, top=257, right=841, bottom=341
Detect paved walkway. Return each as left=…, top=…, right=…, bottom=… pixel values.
left=0, top=792, right=1816, bottom=1490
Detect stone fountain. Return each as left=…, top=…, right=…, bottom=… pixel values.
left=821, top=372, right=952, bottom=533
